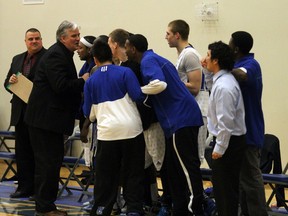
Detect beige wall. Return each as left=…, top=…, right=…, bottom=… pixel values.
left=1, top=0, right=287, bottom=165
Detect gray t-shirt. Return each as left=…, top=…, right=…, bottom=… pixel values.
left=176, top=47, right=202, bottom=82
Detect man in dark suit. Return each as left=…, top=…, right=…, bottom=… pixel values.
left=24, top=20, right=89, bottom=216
left=4, top=28, right=46, bottom=199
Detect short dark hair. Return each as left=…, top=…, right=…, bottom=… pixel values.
left=127, top=34, right=148, bottom=52
left=91, top=39, right=112, bottom=63
left=231, top=31, right=253, bottom=54
left=25, top=28, right=40, bottom=35
left=97, top=35, right=109, bottom=43
left=168, top=19, right=190, bottom=40
left=83, top=35, right=96, bottom=44
left=208, top=41, right=234, bottom=71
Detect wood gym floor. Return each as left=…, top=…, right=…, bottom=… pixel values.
left=0, top=162, right=287, bottom=216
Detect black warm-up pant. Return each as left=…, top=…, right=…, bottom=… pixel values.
left=90, top=133, right=145, bottom=216
left=165, top=126, right=204, bottom=216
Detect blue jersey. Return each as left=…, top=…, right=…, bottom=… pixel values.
left=141, top=50, right=203, bottom=138
left=83, top=64, right=145, bottom=141
left=235, top=53, right=265, bottom=147
left=79, top=60, right=95, bottom=77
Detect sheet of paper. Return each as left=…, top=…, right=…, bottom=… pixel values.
left=6, top=72, right=33, bottom=104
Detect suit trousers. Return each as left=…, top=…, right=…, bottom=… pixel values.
left=239, top=145, right=268, bottom=216
left=28, top=126, right=64, bottom=213
left=15, top=113, right=35, bottom=193
left=211, top=135, right=246, bottom=216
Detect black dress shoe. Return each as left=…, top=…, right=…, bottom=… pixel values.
left=10, top=191, right=33, bottom=198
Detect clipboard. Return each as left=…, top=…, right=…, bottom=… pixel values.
left=6, top=72, right=33, bottom=104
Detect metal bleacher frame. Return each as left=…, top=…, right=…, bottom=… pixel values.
left=0, top=126, right=15, bottom=152
left=58, top=129, right=93, bottom=202
left=0, top=127, right=17, bottom=182
left=263, top=162, right=288, bottom=215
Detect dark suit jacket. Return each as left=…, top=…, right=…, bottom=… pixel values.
left=4, top=47, right=47, bottom=126
left=24, top=41, right=85, bottom=135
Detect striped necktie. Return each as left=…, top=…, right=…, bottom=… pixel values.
left=23, top=55, right=33, bottom=77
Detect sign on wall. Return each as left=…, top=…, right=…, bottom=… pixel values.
left=22, top=0, right=44, bottom=4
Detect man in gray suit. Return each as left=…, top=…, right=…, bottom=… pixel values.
left=4, top=28, right=46, bottom=199
left=25, top=20, right=89, bottom=216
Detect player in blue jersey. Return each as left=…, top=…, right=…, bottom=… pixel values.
left=81, top=39, right=146, bottom=216
left=125, top=34, right=205, bottom=216
left=230, top=31, right=268, bottom=216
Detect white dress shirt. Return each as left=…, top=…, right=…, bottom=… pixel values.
left=207, top=70, right=246, bottom=155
